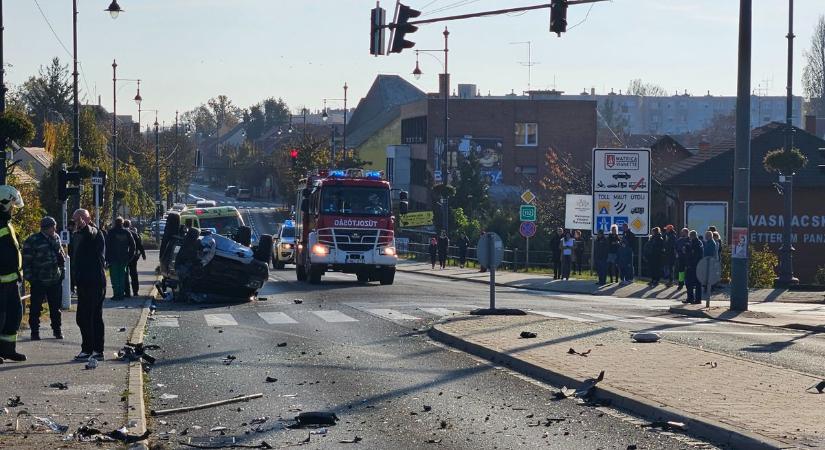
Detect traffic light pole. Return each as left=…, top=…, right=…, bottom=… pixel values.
left=404, top=0, right=607, bottom=27
left=441, top=27, right=450, bottom=239
left=731, top=0, right=752, bottom=311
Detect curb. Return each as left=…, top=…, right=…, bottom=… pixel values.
left=669, top=306, right=825, bottom=334
left=428, top=324, right=787, bottom=450
left=124, top=283, right=158, bottom=450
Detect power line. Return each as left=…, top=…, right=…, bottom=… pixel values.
left=423, top=0, right=482, bottom=16
left=32, top=0, right=72, bottom=57
left=567, top=2, right=596, bottom=31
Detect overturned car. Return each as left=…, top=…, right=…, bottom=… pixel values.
left=158, top=209, right=272, bottom=303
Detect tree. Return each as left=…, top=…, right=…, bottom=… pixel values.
left=535, top=146, right=591, bottom=246
left=263, top=97, right=290, bottom=128
left=208, top=95, right=241, bottom=130
left=803, top=15, right=825, bottom=116
left=181, top=104, right=217, bottom=136
left=627, top=78, right=668, bottom=97
left=242, top=104, right=266, bottom=140
left=19, top=57, right=73, bottom=142
left=451, top=151, right=490, bottom=222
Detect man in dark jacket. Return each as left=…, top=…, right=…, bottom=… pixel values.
left=684, top=230, right=704, bottom=304
left=645, top=227, right=665, bottom=286
left=457, top=233, right=470, bottom=269
left=22, top=217, right=66, bottom=340
left=593, top=230, right=609, bottom=285
left=105, top=217, right=135, bottom=301
left=0, top=185, right=26, bottom=362
left=71, top=208, right=107, bottom=361
left=549, top=228, right=562, bottom=279
left=437, top=230, right=449, bottom=269
left=123, top=219, right=146, bottom=297
left=662, top=225, right=678, bottom=287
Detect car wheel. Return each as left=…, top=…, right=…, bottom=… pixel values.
left=296, top=255, right=307, bottom=281
left=356, top=272, right=369, bottom=284
left=254, top=235, right=273, bottom=262
left=379, top=268, right=395, bottom=285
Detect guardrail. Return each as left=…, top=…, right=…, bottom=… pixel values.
left=399, top=241, right=592, bottom=273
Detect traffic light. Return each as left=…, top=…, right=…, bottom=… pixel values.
left=58, top=168, right=80, bottom=202
left=389, top=3, right=420, bottom=54
left=819, top=147, right=825, bottom=174
left=550, top=0, right=568, bottom=36
left=290, top=148, right=299, bottom=167
left=370, top=5, right=386, bottom=56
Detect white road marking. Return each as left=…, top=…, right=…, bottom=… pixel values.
left=153, top=316, right=179, bottom=327
left=530, top=310, right=595, bottom=323
left=628, top=315, right=691, bottom=325
left=419, top=307, right=462, bottom=317
left=657, top=330, right=805, bottom=336
left=581, top=312, right=651, bottom=324
left=257, top=312, right=298, bottom=324
left=366, top=309, right=421, bottom=320
left=204, top=313, right=238, bottom=327
left=312, top=310, right=359, bottom=323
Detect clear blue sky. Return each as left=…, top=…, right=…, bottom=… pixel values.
left=5, top=1, right=824, bottom=126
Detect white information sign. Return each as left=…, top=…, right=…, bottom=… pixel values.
left=592, top=148, right=651, bottom=235
left=564, top=194, right=592, bottom=230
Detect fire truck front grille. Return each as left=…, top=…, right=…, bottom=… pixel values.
left=336, top=243, right=375, bottom=252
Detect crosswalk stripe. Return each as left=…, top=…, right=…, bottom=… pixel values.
left=634, top=316, right=691, bottom=325
left=366, top=309, right=421, bottom=320
left=530, top=310, right=594, bottom=322
left=258, top=312, right=298, bottom=324
left=312, top=310, right=359, bottom=323
left=419, top=307, right=461, bottom=317
left=153, top=316, right=179, bottom=327
left=204, top=313, right=238, bottom=327
left=581, top=312, right=650, bottom=323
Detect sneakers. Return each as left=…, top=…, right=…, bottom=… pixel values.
left=53, top=330, right=64, bottom=340
left=74, top=352, right=92, bottom=361
left=91, top=352, right=105, bottom=361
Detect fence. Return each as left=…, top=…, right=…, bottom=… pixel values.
left=401, top=241, right=592, bottom=273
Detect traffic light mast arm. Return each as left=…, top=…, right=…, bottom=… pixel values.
left=402, top=0, right=607, bottom=27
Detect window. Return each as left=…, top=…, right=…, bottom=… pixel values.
left=515, top=123, right=538, bottom=146
left=411, top=159, right=427, bottom=186
left=320, top=186, right=390, bottom=217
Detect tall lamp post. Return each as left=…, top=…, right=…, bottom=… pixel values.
left=412, top=27, right=450, bottom=236
left=111, top=59, right=140, bottom=221
left=322, top=82, right=348, bottom=163
left=777, top=0, right=799, bottom=286
left=142, top=109, right=160, bottom=240
left=0, top=0, right=6, bottom=185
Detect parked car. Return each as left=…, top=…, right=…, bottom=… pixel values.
left=171, top=203, right=187, bottom=212
left=271, top=220, right=296, bottom=269
left=196, top=200, right=218, bottom=208
left=236, top=189, right=252, bottom=201
left=225, top=186, right=239, bottom=197
left=158, top=210, right=272, bottom=303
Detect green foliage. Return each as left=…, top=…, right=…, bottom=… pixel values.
left=18, top=57, right=73, bottom=142
left=451, top=151, right=490, bottom=221
left=0, top=110, right=36, bottom=145
left=815, top=266, right=825, bottom=286
left=720, top=244, right=731, bottom=282
left=763, top=148, right=808, bottom=175
left=748, top=244, right=778, bottom=288
left=6, top=173, right=46, bottom=240
left=451, top=207, right=482, bottom=242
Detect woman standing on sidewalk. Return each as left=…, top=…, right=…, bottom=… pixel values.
left=437, top=230, right=449, bottom=269
left=428, top=237, right=438, bottom=269
left=573, top=230, right=585, bottom=275
left=457, top=233, right=470, bottom=269
left=607, top=225, right=621, bottom=284
left=560, top=231, right=575, bottom=280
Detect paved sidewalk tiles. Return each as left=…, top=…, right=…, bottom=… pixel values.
left=432, top=315, right=824, bottom=449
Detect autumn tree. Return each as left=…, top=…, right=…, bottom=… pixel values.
left=803, top=15, right=825, bottom=116
left=535, top=147, right=591, bottom=247
left=626, top=78, right=669, bottom=97
left=18, top=57, right=73, bottom=143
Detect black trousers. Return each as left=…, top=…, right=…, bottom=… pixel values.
left=76, top=283, right=106, bottom=354
left=552, top=254, right=561, bottom=279
left=127, top=259, right=140, bottom=296
left=28, top=282, right=62, bottom=332
left=0, top=282, right=23, bottom=342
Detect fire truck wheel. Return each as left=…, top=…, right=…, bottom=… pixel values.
left=296, top=254, right=307, bottom=281
left=308, top=265, right=323, bottom=284
left=356, top=272, right=369, bottom=284
left=254, top=235, right=273, bottom=262
left=379, top=268, right=396, bottom=285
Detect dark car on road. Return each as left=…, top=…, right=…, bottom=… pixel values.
left=612, top=171, right=632, bottom=180
left=225, top=186, right=239, bottom=197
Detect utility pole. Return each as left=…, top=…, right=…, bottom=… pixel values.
left=71, top=0, right=81, bottom=210
left=441, top=27, right=450, bottom=237
left=777, top=0, right=799, bottom=286
left=343, top=82, right=348, bottom=153
left=112, top=60, right=118, bottom=221
left=0, top=0, right=6, bottom=185
left=154, top=113, right=160, bottom=242
left=731, top=0, right=752, bottom=311
left=174, top=110, right=179, bottom=203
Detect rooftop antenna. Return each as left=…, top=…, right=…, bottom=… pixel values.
left=509, top=41, right=539, bottom=93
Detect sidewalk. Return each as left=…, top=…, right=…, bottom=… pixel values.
left=431, top=314, right=824, bottom=449
left=398, top=260, right=825, bottom=303
left=0, top=252, right=158, bottom=448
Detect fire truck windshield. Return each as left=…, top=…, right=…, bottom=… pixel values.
left=321, top=186, right=390, bottom=217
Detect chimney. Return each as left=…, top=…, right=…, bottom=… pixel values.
left=805, top=114, right=817, bottom=135
left=591, top=87, right=596, bottom=96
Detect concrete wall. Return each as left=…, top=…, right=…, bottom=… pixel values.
left=355, top=117, right=401, bottom=172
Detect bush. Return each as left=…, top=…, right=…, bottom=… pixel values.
left=748, top=244, right=778, bottom=288
left=763, top=148, right=807, bottom=174
left=815, top=266, right=825, bottom=286
left=720, top=244, right=731, bottom=282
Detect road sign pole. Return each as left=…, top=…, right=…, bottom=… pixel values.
left=525, top=236, right=529, bottom=272
left=488, top=233, right=495, bottom=310
left=94, top=168, right=100, bottom=228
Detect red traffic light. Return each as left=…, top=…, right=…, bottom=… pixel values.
left=290, top=149, right=299, bottom=159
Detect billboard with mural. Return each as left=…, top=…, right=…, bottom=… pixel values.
left=434, top=136, right=504, bottom=185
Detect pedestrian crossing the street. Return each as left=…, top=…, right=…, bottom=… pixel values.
left=149, top=305, right=718, bottom=330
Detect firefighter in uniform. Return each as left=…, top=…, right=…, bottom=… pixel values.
left=0, top=185, right=27, bottom=362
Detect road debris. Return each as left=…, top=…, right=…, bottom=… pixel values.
left=5, top=396, right=23, bottom=407
left=250, top=416, right=269, bottom=425
left=160, top=393, right=179, bottom=400
left=179, top=441, right=274, bottom=449
left=152, top=393, right=264, bottom=416
left=422, top=405, right=432, bottom=412
left=644, top=420, right=687, bottom=432
left=700, top=362, right=718, bottom=369
left=807, top=380, right=825, bottom=394
left=277, top=342, right=287, bottom=347
left=567, top=348, right=591, bottom=357
left=339, top=436, right=362, bottom=443
left=631, top=332, right=661, bottom=343
left=554, top=371, right=605, bottom=400
left=85, top=358, right=98, bottom=370
left=119, top=327, right=127, bottom=332
left=35, top=416, right=68, bottom=433
left=48, top=382, right=69, bottom=390
left=293, top=299, right=303, bottom=304
left=265, top=376, right=278, bottom=383
left=210, top=426, right=229, bottom=432
left=309, top=428, right=328, bottom=435
left=519, top=331, right=537, bottom=339
left=291, top=411, right=338, bottom=428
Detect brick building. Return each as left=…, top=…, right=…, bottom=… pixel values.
left=660, top=123, right=825, bottom=282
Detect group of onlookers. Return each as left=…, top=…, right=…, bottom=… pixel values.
left=0, top=183, right=148, bottom=366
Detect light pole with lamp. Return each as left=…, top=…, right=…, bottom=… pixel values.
left=321, top=82, right=348, bottom=163
left=111, top=59, right=140, bottom=221
left=412, top=27, right=450, bottom=237
left=142, top=109, right=160, bottom=241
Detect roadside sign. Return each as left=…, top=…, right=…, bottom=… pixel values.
left=564, top=194, right=592, bottom=230
left=592, top=148, right=650, bottom=235
left=91, top=176, right=103, bottom=185
left=519, top=204, right=537, bottom=222
left=520, top=190, right=536, bottom=204
left=731, top=227, right=748, bottom=259
left=477, top=232, right=503, bottom=268
left=519, top=221, right=536, bottom=238
left=399, top=211, right=434, bottom=228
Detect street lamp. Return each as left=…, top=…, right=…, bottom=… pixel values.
left=412, top=27, right=450, bottom=236
left=105, top=0, right=124, bottom=19
left=322, top=82, right=348, bottom=163
left=111, top=59, right=140, bottom=221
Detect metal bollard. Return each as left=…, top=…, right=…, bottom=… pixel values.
left=62, top=256, right=72, bottom=310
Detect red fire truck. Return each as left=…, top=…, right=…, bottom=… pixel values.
left=295, top=169, right=408, bottom=284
